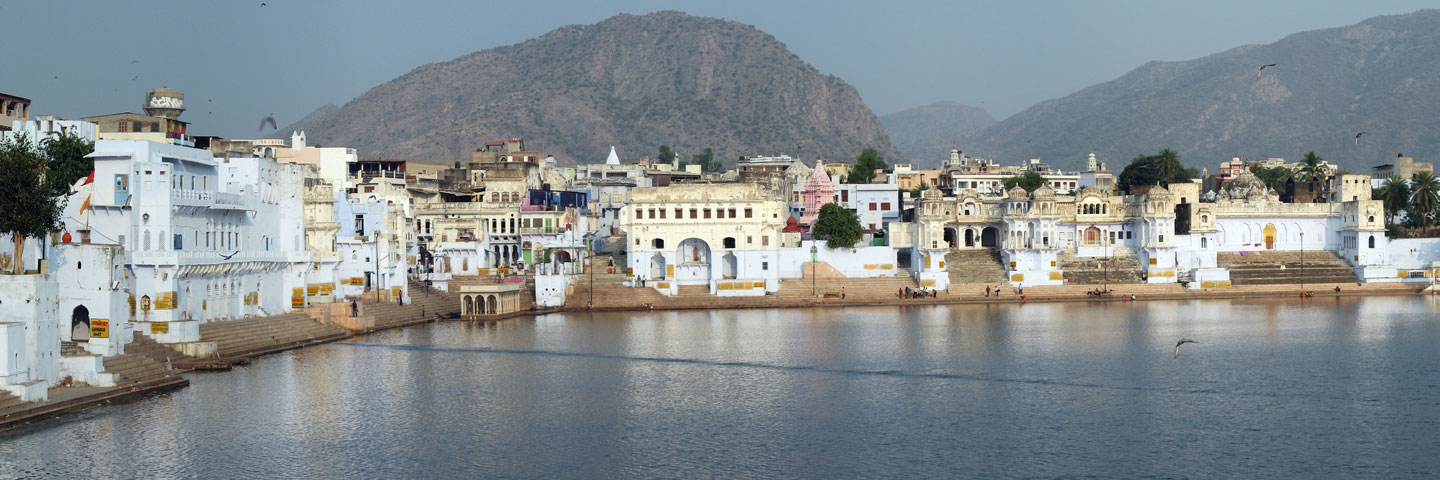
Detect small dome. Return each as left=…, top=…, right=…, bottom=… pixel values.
left=1226, top=171, right=1265, bottom=193
left=1031, top=184, right=1055, bottom=200
left=1007, top=186, right=1028, bottom=200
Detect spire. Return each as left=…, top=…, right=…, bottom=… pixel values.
left=605, top=146, right=620, bottom=165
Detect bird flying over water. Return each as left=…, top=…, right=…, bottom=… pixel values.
left=1174, top=338, right=1199, bottom=358
left=258, top=116, right=277, bottom=131
left=219, top=251, right=240, bottom=260
left=1256, top=63, right=1277, bottom=79
left=1354, top=132, right=1366, bottom=145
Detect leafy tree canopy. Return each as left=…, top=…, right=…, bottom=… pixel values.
left=1001, top=170, right=1048, bottom=193
left=1117, top=148, right=1190, bottom=193
left=1409, top=171, right=1440, bottom=228
left=812, top=202, right=863, bottom=248
left=848, top=148, right=886, bottom=184
left=1297, top=151, right=1329, bottom=183
left=0, top=133, right=65, bottom=274
left=1248, top=165, right=1294, bottom=194
left=681, top=147, right=723, bottom=173
left=657, top=145, right=676, bottom=165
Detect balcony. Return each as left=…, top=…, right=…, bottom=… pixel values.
left=212, top=192, right=253, bottom=211
left=170, top=189, right=214, bottom=208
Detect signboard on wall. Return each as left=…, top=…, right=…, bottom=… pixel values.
left=391, top=286, right=403, bottom=299
left=150, top=322, right=169, bottom=334
left=307, top=284, right=320, bottom=295
left=320, top=283, right=334, bottom=294
left=90, top=319, right=110, bottom=339
left=156, top=292, right=176, bottom=310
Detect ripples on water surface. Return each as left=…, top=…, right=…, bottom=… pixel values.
left=2, top=296, right=1439, bottom=478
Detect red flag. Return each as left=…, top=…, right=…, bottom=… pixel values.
left=81, top=170, right=94, bottom=186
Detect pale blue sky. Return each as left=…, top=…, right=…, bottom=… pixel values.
left=2, top=0, right=1434, bottom=139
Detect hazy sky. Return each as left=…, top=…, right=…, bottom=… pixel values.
left=2, top=0, right=1434, bottom=140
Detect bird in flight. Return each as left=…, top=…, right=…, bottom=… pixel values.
left=1256, top=63, right=1277, bottom=79
left=219, top=251, right=240, bottom=260
left=1354, top=132, right=1366, bottom=145
left=259, top=116, right=278, bottom=131
left=1174, top=338, right=1199, bottom=358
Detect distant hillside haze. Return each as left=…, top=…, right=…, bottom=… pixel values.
left=936, top=9, right=1440, bottom=172
left=287, top=11, right=897, bottom=165
left=880, top=101, right=995, bottom=163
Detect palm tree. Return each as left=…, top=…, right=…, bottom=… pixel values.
left=1378, top=176, right=1410, bottom=225
left=1155, top=148, right=1185, bottom=184
left=1409, top=171, right=1440, bottom=227
left=1298, top=152, right=1328, bottom=183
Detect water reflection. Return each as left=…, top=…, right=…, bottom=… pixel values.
left=0, top=296, right=1436, bottom=478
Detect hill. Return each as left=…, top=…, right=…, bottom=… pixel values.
left=286, top=11, right=896, bottom=165
left=946, top=9, right=1440, bottom=172
left=880, top=101, right=995, bottom=162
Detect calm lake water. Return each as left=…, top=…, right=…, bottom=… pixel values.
left=3, top=297, right=1439, bottom=478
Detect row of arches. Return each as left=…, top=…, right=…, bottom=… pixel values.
left=463, top=294, right=500, bottom=315
left=942, top=227, right=999, bottom=248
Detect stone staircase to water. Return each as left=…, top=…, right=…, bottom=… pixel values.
left=1218, top=251, right=1359, bottom=285
left=946, top=249, right=1008, bottom=284
left=0, top=391, right=29, bottom=418
left=197, top=314, right=351, bottom=359
left=775, top=276, right=921, bottom=300
left=1058, top=250, right=1143, bottom=285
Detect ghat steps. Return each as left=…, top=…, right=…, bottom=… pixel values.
left=1058, top=250, right=1143, bottom=285
left=1219, top=251, right=1359, bottom=285
left=946, top=249, right=1008, bottom=284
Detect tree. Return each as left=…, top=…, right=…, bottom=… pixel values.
left=848, top=148, right=886, bottom=184
left=812, top=203, right=862, bottom=248
left=657, top=145, right=675, bottom=165
left=1248, top=165, right=1293, bottom=193
left=1117, top=148, right=1191, bottom=193
left=1409, top=171, right=1440, bottom=228
left=1001, top=171, right=1047, bottom=193
left=909, top=182, right=929, bottom=197
left=1297, top=152, right=1329, bottom=183
left=1377, top=176, right=1410, bottom=225
left=40, top=131, right=95, bottom=198
left=0, top=133, right=65, bottom=274
left=682, top=147, right=722, bottom=173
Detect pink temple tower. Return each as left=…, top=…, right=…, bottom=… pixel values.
left=800, top=160, right=837, bottom=227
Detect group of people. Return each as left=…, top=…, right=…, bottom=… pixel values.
left=1086, top=288, right=1115, bottom=296
left=899, top=286, right=937, bottom=299
left=983, top=285, right=1020, bottom=297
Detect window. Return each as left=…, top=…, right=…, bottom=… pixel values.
left=689, top=209, right=697, bottom=219
left=762, top=261, right=769, bottom=270
left=674, top=208, right=682, bottom=219
left=1158, top=235, right=1164, bottom=243
left=1368, top=235, right=1375, bottom=248
left=717, top=209, right=725, bottom=219
left=652, top=238, right=666, bottom=249
left=762, top=236, right=769, bottom=246
left=660, top=209, right=666, bottom=219
left=728, top=208, right=736, bottom=218
left=118, top=121, right=128, bottom=133
left=1368, top=215, right=1375, bottom=223
left=723, top=237, right=736, bottom=248
left=704, top=209, right=711, bottom=219
left=881, top=202, right=890, bottom=210
left=745, top=208, right=753, bottom=218
left=841, top=190, right=849, bottom=202
left=747, top=236, right=753, bottom=244
left=1201, top=237, right=1208, bottom=248
left=869, top=202, right=877, bottom=211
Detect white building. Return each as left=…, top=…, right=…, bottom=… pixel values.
left=55, top=140, right=313, bottom=347
left=625, top=182, right=787, bottom=296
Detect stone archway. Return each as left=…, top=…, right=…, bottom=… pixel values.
left=1263, top=223, right=1276, bottom=250
left=71, top=305, right=90, bottom=341
left=964, top=228, right=975, bottom=247
left=464, top=295, right=473, bottom=315
left=980, top=227, right=1000, bottom=248
left=487, top=295, right=498, bottom=314
left=943, top=227, right=957, bottom=250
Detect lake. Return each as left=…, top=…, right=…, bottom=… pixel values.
left=2, top=296, right=1438, bottom=478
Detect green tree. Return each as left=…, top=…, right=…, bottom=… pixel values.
left=848, top=148, right=886, bottom=184
left=0, top=134, right=65, bottom=274
left=1248, top=165, right=1293, bottom=193
left=1117, top=148, right=1191, bottom=193
left=1408, top=171, right=1440, bottom=228
left=682, top=147, right=722, bottom=173
left=40, top=131, right=95, bottom=198
left=1297, top=152, right=1329, bottom=183
left=657, top=145, right=675, bottom=165
left=812, top=202, right=862, bottom=248
left=909, top=182, right=929, bottom=197
left=1001, top=170, right=1047, bottom=192
left=1377, top=176, right=1410, bottom=225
